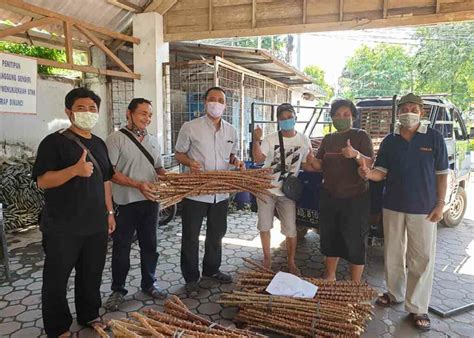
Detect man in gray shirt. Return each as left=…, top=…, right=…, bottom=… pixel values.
left=175, top=87, right=245, bottom=296
left=105, top=98, right=167, bottom=310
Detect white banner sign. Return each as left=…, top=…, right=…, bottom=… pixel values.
left=0, top=53, right=37, bottom=115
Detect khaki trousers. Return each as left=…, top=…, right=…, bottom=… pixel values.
left=382, top=208, right=437, bottom=314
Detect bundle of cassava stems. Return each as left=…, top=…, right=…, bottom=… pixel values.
left=95, top=295, right=262, bottom=337
left=154, top=169, right=274, bottom=209
left=218, top=259, right=379, bottom=337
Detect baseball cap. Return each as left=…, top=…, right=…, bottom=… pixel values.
left=398, top=93, right=423, bottom=107
left=276, top=103, right=295, bottom=117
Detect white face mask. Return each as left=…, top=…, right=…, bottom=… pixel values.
left=73, top=111, right=99, bottom=131
left=399, top=113, right=420, bottom=128
left=206, top=102, right=225, bottom=118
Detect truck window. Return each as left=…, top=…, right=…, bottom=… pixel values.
left=434, top=107, right=453, bottom=139
left=453, top=110, right=467, bottom=141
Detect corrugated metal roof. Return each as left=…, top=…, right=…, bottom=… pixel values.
left=0, top=0, right=147, bottom=44
left=170, top=42, right=314, bottom=86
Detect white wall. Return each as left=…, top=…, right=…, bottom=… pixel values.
left=86, top=47, right=109, bottom=140
left=133, top=12, right=169, bottom=152
left=0, top=75, right=108, bottom=157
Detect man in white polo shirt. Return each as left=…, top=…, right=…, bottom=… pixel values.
left=105, top=98, right=167, bottom=311
left=175, top=86, right=245, bottom=296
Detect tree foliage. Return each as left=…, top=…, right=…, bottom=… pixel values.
left=413, top=23, right=474, bottom=110
left=0, top=41, right=86, bottom=76
left=0, top=41, right=67, bottom=75
left=339, top=44, right=413, bottom=99
left=340, top=22, right=474, bottom=110
left=303, top=65, right=334, bottom=100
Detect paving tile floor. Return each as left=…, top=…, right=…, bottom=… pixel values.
left=1, top=204, right=473, bottom=337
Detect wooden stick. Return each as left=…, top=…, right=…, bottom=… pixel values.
left=243, top=257, right=274, bottom=274
left=131, top=312, right=165, bottom=337
left=93, top=325, right=110, bottom=338
left=108, top=321, right=141, bottom=338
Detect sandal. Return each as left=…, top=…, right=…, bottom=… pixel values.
left=411, top=313, right=431, bottom=331
left=185, top=281, right=200, bottom=297
left=375, top=292, right=402, bottom=307
left=105, top=291, right=125, bottom=311
left=143, top=286, right=168, bottom=300
left=203, top=271, right=233, bottom=284
left=85, top=318, right=107, bottom=330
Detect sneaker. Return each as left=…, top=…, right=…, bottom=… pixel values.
left=105, top=291, right=124, bottom=311
left=143, top=285, right=167, bottom=300
left=185, top=281, right=200, bottom=297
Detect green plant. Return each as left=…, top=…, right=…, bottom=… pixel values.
left=0, top=41, right=66, bottom=74
left=339, top=22, right=474, bottom=111
left=0, top=41, right=84, bottom=77
left=339, top=44, right=414, bottom=99
left=413, top=23, right=474, bottom=111
left=303, top=65, right=334, bottom=101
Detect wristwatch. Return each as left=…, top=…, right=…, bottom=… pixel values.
left=107, top=210, right=115, bottom=216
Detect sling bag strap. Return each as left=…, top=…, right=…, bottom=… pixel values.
left=60, top=129, right=103, bottom=179
left=119, top=128, right=155, bottom=168
left=277, top=130, right=304, bottom=202
left=278, top=130, right=287, bottom=176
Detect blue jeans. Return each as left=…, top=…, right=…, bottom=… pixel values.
left=111, top=200, right=159, bottom=294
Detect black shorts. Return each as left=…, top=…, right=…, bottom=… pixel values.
left=319, top=189, right=370, bottom=265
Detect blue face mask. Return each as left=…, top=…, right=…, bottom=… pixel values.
left=278, top=118, right=296, bottom=131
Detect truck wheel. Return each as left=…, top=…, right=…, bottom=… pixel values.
left=441, top=186, right=467, bottom=227
left=297, top=226, right=309, bottom=240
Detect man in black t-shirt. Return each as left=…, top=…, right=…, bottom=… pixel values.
left=32, top=88, right=115, bottom=337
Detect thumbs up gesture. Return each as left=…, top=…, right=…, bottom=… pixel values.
left=74, top=150, right=94, bottom=177
left=341, top=139, right=358, bottom=159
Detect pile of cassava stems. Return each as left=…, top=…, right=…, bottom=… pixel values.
left=218, top=258, right=379, bottom=337
left=98, top=295, right=262, bottom=338
left=155, top=169, right=274, bottom=209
